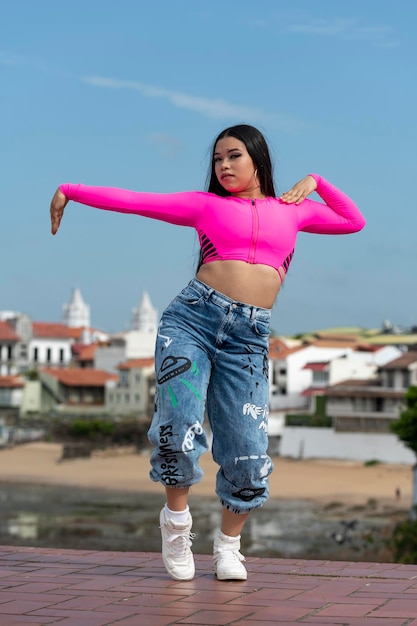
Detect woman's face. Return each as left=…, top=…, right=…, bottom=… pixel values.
left=214, top=137, right=260, bottom=198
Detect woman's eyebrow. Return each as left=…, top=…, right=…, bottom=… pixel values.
left=213, top=148, right=241, bottom=156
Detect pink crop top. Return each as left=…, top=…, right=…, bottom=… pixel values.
left=60, top=174, right=365, bottom=279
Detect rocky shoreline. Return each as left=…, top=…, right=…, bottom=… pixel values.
left=0, top=482, right=406, bottom=563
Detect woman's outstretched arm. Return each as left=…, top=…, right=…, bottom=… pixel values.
left=50, top=184, right=208, bottom=235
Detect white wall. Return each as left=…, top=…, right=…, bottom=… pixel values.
left=0, top=386, right=23, bottom=408
left=329, top=357, right=375, bottom=385
left=95, top=331, right=156, bottom=373
left=269, top=393, right=309, bottom=412
left=95, top=346, right=125, bottom=373
left=20, top=381, right=42, bottom=415
left=268, top=412, right=285, bottom=436
left=30, top=338, right=72, bottom=366
left=105, top=365, right=154, bottom=414
left=280, top=426, right=415, bottom=464
left=366, top=345, right=402, bottom=366
left=286, top=346, right=353, bottom=394
left=125, top=331, right=156, bottom=359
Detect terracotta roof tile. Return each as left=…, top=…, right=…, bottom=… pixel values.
left=74, top=344, right=98, bottom=361
left=118, top=358, right=155, bottom=370
left=269, top=337, right=304, bottom=360
left=33, top=322, right=82, bottom=340
left=0, top=321, right=20, bottom=342
left=303, top=361, right=329, bottom=371
left=315, top=333, right=360, bottom=341
left=329, top=378, right=378, bottom=388
left=307, top=339, right=358, bottom=348
left=0, top=375, right=24, bottom=388
left=325, top=380, right=404, bottom=399
left=41, top=368, right=117, bottom=386
left=379, top=351, right=417, bottom=370
left=354, top=344, right=382, bottom=353
left=301, top=386, right=328, bottom=396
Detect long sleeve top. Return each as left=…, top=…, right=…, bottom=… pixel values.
left=60, top=174, right=365, bottom=277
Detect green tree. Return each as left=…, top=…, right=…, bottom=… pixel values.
left=391, top=386, right=417, bottom=456
left=391, top=518, right=417, bottom=564
left=390, top=386, right=417, bottom=562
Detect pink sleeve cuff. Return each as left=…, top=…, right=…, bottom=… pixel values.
left=307, top=173, right=322, bottom=188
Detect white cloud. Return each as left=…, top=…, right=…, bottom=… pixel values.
left=0, top=50, right=24, bottom=65
left=0, top=49, right=58, bottom=72
left=288, top=17, right=356, bottom=36
left=286, top=17, right=399, bottom=48
left=83, top=75, right=305, bottom=132
left=148, top=133, right=183, bottom=158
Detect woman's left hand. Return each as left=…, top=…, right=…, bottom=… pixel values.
left=50, top=188, right=69, bottom=235
left=280, top=175, right=317, bottom=205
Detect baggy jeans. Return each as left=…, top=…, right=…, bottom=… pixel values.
left=147, top=278, right=273, bottom=514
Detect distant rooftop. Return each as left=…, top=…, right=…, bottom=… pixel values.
left=293, top=325, right=417, bottom=347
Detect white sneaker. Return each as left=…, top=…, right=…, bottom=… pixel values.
left=213, top=531, right=247, bottom=581
left=159, top=508, right=195, bottom=580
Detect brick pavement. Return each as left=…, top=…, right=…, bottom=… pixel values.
left=1, top=546, right=417, bottom=625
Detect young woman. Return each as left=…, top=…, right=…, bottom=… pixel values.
left=50, top=124, right=365, bottom=581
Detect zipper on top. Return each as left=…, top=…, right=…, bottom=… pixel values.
left=249, top=198, right=259, bottom=263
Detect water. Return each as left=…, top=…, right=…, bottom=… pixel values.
left=0, top=482, right=402, bottom=561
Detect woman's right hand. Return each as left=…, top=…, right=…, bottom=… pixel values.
left=280, top=175, right=318, bottom=205
left=50, top=187, right=68, bottom=235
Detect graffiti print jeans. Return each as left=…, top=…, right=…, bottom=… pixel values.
left=147, top=278, right=274, bottom=514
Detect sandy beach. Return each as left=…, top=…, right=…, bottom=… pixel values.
left=0, top=442, right=412, bottom=508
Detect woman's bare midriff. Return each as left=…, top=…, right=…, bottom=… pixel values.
left=196, top=260, right=282, bottom=309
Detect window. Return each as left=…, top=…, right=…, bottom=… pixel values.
left=375, top=397, right=384, bottom=412
left=59, top=349, right=65, bottom=363
left=33, top=347, right=39, bottom=362
left=354, top=397, right=367, bottom=411
left=402, top=370, right=410, bottom=388
left=312, top=371, right=328, bottom=385
left=83, top=389, right=95, bottom=404
left=7, top=346, right=12, bottom=360
left=46, top=348, right=52, bottom=363
left=68, top=389, right=80, bottom=403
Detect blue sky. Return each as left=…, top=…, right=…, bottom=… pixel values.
left=1, top=0, right=416, bottom=335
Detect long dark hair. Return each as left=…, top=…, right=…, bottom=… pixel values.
left=196, top=125, right=276, bottom=272
left=206, top=124, right=276, bottom=197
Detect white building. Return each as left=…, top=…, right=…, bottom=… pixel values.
left=0, top=320, right=20, bottom=375
left=301, top=345, right=402, bottom=409
left=267, top=336, right=402, bottom=450
left=30, top=322, right=77, bottom=368
left=279, top=350, right=417, bottom=464
left=269, top=342, right=357, bottom=413
left=270, top=339, right=401, bottom=411
left=106, top=357, right=155, bottom=416
left=0, top=376, right=24, bottom=409
left=62, top=287, right=90, bottom=328
left=131, top=291, right=158, bottom=333
left=95, top=292, right=158, bottom=373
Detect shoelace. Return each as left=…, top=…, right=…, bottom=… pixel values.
left=214, top=549, right=245, bottom=565
left=167, top=532, right=196, bottom=557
